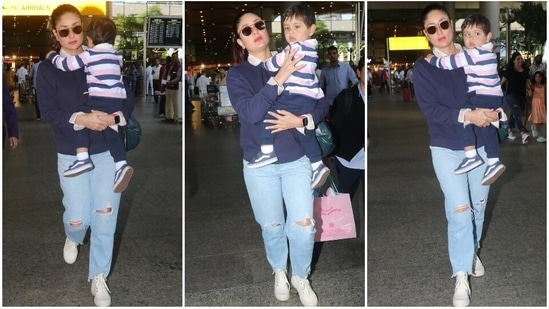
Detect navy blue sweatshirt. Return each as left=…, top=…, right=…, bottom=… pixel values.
left=227, top=55, right=330, bottom=163
left=414, top=56, right=487, bottom=150
left=36, top=57, right=134, bottom=155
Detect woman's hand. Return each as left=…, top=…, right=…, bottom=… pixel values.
left=76, top=111, right=114, bottom=131
left=465, top=108, right=499, bottom=127
left=9, top=137, right=18, bottom=149
left=273, top=47, right=306, bottom=86
left=264, top=109, right=302, bottom=133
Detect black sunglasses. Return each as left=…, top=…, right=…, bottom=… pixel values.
left=57, top=25, right=83, bottom=38
left=425, top=20, right=450, bottom=35
left=239, top=20, right=266, bottom=37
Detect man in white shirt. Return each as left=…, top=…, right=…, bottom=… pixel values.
left=196, top=73, right=210, bottom=98
left=16, top=64, right=29, bottom=102
left=151, top=58, right=162, bottom=104
left=16, top=64, right=28, bottom=87
left=145, top=62, right=154, bottom=97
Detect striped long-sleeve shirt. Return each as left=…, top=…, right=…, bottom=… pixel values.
left=48, top=43, right=126, bottom=99
left=429, top=42, right=503, bottom=97
left=263, top=39, right=324, bottom=99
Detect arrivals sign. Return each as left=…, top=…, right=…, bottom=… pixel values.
left=2, top=1, right=106, bottom=16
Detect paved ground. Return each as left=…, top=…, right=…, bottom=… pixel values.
left=184, top=98, right=365, bottom=306
left=2, top=93, right=182, bottom=306
left=367, top=89, right=546, bottom=306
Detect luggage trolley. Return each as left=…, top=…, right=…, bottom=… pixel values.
left=200, top=84, right=219, bottom=122
left=216, top=85, right=238, bottom=126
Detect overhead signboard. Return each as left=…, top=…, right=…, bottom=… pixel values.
left=147, top=16, right=182, bottom=48
left=388, top=37, right=430, bottom=51
left=2, top=1, right=106, bottom=16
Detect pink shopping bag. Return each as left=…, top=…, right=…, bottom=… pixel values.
left=313, top=185, right=357, bottom=242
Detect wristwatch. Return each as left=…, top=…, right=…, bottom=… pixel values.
left=302, top=116, right=308, bottom=127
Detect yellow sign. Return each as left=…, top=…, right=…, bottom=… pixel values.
left=2, top=1, right=106, bottom=16
left=388, top=37, right=430, bottom=51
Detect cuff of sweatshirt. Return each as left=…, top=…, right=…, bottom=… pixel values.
left=267, top=77, right=284, bottom=96
left=70, top=112, right=86, bottom=131
left=459, top=108, right=472, bottom=127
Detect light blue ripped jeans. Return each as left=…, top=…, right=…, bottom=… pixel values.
left=58, top=151, right=121, bottom=280
left=430, top=146, right=490, bottom=277
left=243, top=155, right=316, bottom=278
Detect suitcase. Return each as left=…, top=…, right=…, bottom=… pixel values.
left=402, top=88, right=411, bottom=102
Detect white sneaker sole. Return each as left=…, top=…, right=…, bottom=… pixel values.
left=481, top=165, right=506, bottom=185
left=113, top=166, right=134, bottom=193
left=64, top=164, right=94, bottom=177
left=311, top=167, right=330, bottom=189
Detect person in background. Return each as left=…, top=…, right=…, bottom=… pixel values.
left=330, top=56, right=365, bottom=202
left=145, top=60, right=154, bottom=97
left=3, top=76, right=19, bottom=149
left=162, top=51, right=182, bottom=124
left=136, top=62, right=144, bottom=96
left=529, top=54, right=546, bottom=78
left=196, top=72, right=210, bottom=98
left=29, top=53, right=45, bottom=120
left=158, top=55, right=171, bottom=120
left=406, top=64, right=415, bottom=100
left=379, top=67, right=389, bottom=93
left=218, top=68, right=227, bottom=86
left=319, top=45, right=358, bottom=105
left=4, top=64, right=16, bottom=95
left=501, top=52, right=531, bottom=144
left=527, top=71, right=546, bottom=143
left=16, top=63, right=29, bottom=101
left=152, top=57, right=162, bottom=104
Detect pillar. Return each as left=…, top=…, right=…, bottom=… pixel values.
left=480, top=2, right=501, bottom=56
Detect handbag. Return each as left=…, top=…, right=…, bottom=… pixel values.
left=315, top=120, right=335, bottom=157
left=313, top=177, right=357, bottom=242
left=121, top=115, right=142, bottom=151
left=497, top=113, right=509, bottom=143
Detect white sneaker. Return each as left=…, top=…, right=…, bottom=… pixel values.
left=522, top=133, right=531, bottom=144
left=63, top=238, right=79, bottom=264
left=273, top=270, right=290, bottom=301
left=507, top=130, right=516, bottom=140
left=472, top=254, right=485, bottom=277
left=453, top=271, right=471, bottom=307
left=291, top=275, right=318, bottom=307
left=91, top=273, right=111, bottom=307
left=531, top=125, right=539, bottom=138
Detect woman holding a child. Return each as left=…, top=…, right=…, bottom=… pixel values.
left=36, top=4, right=133, bottom=306
left=413, top=3, right=501, bottom=307
left=226, top=8, right=330, bottom=307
